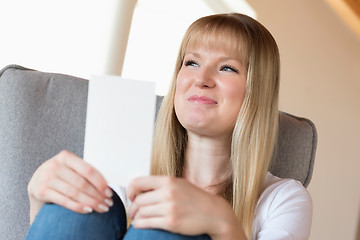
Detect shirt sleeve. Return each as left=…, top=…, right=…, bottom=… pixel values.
left=255, top=180, right=313, bottom=240
left=109, top=184, right=129, bottom=208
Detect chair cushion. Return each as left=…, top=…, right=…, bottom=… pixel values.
left=0, top=65, right=88, bottom=239
left=270, top=112, right=317, bottom=187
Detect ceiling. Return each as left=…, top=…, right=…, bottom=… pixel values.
left=326, top=0, right=360, bottom=38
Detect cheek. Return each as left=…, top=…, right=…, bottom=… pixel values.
left=232, top=87, right=246, bottom=106
left=174, top=72, right=192, bottom=107
left=174, top=78, right=186, bottom=120
left=222, top=80, right=246, bottom=106
left=221, top=82, right=246, bottom=123
left=176, top=70, right=191, bottom=91
left=174, top=90, right=181, bottom=116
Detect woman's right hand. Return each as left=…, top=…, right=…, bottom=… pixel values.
left=27, top=150, right=113, bottom=223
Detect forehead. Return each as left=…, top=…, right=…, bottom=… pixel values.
left=185, top=42, right=237, bottom=61
left=185, top=29, right=248, bottom=65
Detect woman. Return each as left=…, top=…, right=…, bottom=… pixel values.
left=26, top=13, right=312, bottom=240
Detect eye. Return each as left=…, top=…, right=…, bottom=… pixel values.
left=184, top=60, right=199, bottom=67
left=220, top=64, right=239, bottom=73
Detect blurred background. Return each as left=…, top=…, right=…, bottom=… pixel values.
left=1, top=0, right=359, bottom=239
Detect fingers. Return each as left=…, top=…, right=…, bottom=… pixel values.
left=128, top=176, right=189, bottom=224
left=28, top=150, right=114, bottom=215
left=131, top=203, right=184, bottom=232
left=53, top=163, right=104, bottom=203
left=56, top=151, right=111, bottom=198
left=53, top=151, right=113, bottom=211
left=42, top=188, right=94, bottom=214
left=132, top=216, right=165, bottom=229
left=126, top=176, right=237, bottom=237
left=127, top=176, right=171, bottom=220
left=126, top=176, right=218, bottom=236
left=128, top=189, right=163, bottom=218
left=47, top=177, right=112, bottom=213
left=131, top=201, right=171, bottom=219
left=127, top=176, right=177, bottom=201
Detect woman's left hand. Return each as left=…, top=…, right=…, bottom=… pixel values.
left=127, top=176, right=246, bottom=240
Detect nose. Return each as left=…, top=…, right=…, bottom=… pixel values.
left=194, top=68, right=216, bottom=88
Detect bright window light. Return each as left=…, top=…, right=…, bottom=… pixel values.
left=0, top=0, right=255, bottom=87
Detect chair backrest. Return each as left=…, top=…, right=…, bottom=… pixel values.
left=0, top=64, right=317, bottom=240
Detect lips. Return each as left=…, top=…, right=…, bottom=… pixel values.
left=188, top=95, right=218, bottom=104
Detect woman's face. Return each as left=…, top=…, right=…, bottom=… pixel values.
left=174, top=44, right=247, bottom=138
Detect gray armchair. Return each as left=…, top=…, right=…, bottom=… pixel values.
left=0, top=64, right=317, bottom=239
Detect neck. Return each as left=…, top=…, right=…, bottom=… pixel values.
left=183, top=132, right=232, bottom=194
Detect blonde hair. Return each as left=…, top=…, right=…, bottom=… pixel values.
left=151, top=13, right=280, bottom=239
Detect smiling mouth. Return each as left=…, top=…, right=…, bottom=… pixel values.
left=188, top=95, right=218, bottom=104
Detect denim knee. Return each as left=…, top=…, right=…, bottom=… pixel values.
left=26, top=190, right=127, bottom=240
left=123, top=225, right=211, bottom=240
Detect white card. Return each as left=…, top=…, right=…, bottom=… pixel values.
left=83, top=75, right=156, bottom=188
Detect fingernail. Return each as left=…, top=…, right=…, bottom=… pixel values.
left=83, top=206, right=93, bottom=213
left=105, top=188, right=113, bottom=198
left=105, top=198, right=113, bottom=207
left=98, top=204, right=109, bottom=212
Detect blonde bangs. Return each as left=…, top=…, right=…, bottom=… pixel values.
left=179, top=15, right=250, bottom=70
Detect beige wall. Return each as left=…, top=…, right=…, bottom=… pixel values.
left=247, top=0, right=360, bottom=239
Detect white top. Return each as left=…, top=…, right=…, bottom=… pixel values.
left=112, top=172, right=312, bottom=240
left=252, top=172, right=312, bottom=240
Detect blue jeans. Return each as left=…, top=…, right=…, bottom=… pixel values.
left=26, top=191, right=211, bottom=240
